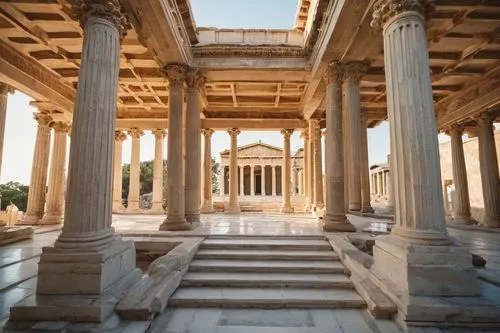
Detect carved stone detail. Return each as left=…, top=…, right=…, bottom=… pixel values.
left=151, top=129, right=166, bottom=139
left=51, top=121, right=71, bottom=134
left=201, top=128, right=214, bottom=138
left=227, top=127, right=241, bottom=138
left=186, top=69, right=207, bottom=90
left=115, top=130, right=127, bottom=141
left=343, top=61, right=370, bottom=83
left=371, top=0, right=435, bottom=30
left=192, top=46, right=306, bottom=58
left=72, top=0, right=129, bottom=37
left=34, top=113, right=52, bottom=127
left=161, top=63, right=188, bottom=86
left=300, top=129, right=309, bottom=140
left=280, top=129, right=294, bottom=139
left=323, top=61, right=344, bottom=84
left=0, top=83, right=14, bottom=96
left=128, top=128, right=144, bottom=139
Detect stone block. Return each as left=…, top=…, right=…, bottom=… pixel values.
left=0, top=226, right=33, bottom=246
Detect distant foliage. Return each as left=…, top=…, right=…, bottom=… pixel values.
left=211, top=157, right=220, bottom=194
left=0, top=181, right=29, bottom=211
left=122, top=160, right=167, bottom=202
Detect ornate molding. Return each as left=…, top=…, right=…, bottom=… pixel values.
left=444, top=124, right=463, bottom=137
left=34, top=113, right=53, bottom=127
left=0, top=83, right=14, bottom=96
left=72, top=0, right=129, bottom=37
left=161, top=63, right=188, bottom=86
left=186, top=69, right=206, bottom=90
left=115, top=130, right=127, bottom=141
left=151, top=129, right=166, bottom=139
left=227, top=128, right=241, bottom=138
left=343, top=61, right=370, bottom=83
left=192, top=45, right=306, bottom=58
left=476, top=112, right=494, bottom=128
left=300, top=129, right=309, bottom=140
left=51, top=121, right=71, bottom=134
left=371, top=0, right=435, bottom=30
left=128, top=128, right=144, bottom=139
left=202, top=128, right=215, bottom=138
left=280, top=129, right=294, bottom=138
left=323, top=61, right=344, bottom=85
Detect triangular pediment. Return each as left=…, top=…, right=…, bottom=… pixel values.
left=220, top=142, right=282, bottom=157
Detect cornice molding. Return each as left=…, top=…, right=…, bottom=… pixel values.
left=192, top=45, right=306, bottom=58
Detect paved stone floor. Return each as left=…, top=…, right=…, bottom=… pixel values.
left=1, top=213, right=500, bottom=332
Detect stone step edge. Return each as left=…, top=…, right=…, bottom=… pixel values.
left=180, top=281, right=354, bottom=289
left=168, top=298, right=366, bottom=309
left=188, top=266, right=347, bottom=274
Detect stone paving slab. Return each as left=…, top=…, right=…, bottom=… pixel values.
left=0, top=257, right=38, bottom=292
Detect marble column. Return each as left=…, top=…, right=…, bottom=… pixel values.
left=41, top=121, right=70, bottom=224
left=300, top=130, right=311, bottom=210
left=369, top=0, right=477, bottom=309
left=0, top=84, right=13, bottom=179
left=250, top=165, right=255, bottom=196
left=22, top=113, right=52, bottom=224
left=386, top=154, right=394, bottom=213
left=261, top=165, right=266, bottom=196
left=227, top=128, right=240, bottom=213
left=360, top=112, right=374, bottom=213
left=184, top=70, right=205, bottom=223
left=127, top=128, right=143, bottom=212
left=298, top=169, right=303, bottom=195
left=34, top=3, right=141, bottom=316
left=160, top=64, right=191, bottom=230
left=272, top=165, right=277, bottom=196
left=280, top=129, right=294, bottom=213
left=445, top=125, right=474, bottom=224
left=342, top=92, right=350, bottom=212
left=312, top=120, right=324, bottom=210
left=308, top=122, right=316, bottom=211
left=151, top=129, right=166, bottom=214
left=112, top=131, right=126, bottom=213
left=343, top=61, right=369, bottom=211
left=323, top=62, right=354, bottom=231
left=201, top=129, right=214, bottom=213
left=477, top=113, right=500, bottom=228
left=239, top=166, right=245, bottom=196
left=220, top=166, right=225, bottom=196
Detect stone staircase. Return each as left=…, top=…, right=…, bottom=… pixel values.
left=169, top=236, right=367, bottom=309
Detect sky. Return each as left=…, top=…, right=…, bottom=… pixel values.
left=1, top=0, right=392, bottom=184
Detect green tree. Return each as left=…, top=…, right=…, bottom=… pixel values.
left=0, top=181, right=29, bottom=211
left=211, top=157, right=220, bottom=194
left=122, top=160, right=167, bottom=205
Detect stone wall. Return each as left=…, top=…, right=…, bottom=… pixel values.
left=439, top=130, right=500, bottom=222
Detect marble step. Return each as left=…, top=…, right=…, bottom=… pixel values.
left=189, top=259, right=346, bottom=274
left=200, top=238, right=332, bottom=251
left=195, top=249, right=339, bottom=261
left=180, top=272, right=354, bottom=289
left=169, top=287, right=366, bottom=309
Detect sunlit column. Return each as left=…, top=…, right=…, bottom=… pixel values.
left=261, top=165, right=266, bottom=196
left=112, top=131, right=126, bottom=213
left=272, top=165, right=277, bottom=196
left=201, top=128, right=215, bottom=213
left=227, top=128, right=240, bottom=213
left=300, top=129, right=311, bottom=210
left=126, top=128, right=143, bottom=212
left=0, top=83, right=13, bottom=179
left=151, top=129, right=166, bottom=214
left=250, top=165, right=255, bottom=196
left=280, top=129, right=294, bottom=213
left=312, top=120, right=324, bottom=210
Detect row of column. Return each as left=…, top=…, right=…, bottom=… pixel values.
left=220, top=164, right=283, bottom=196
left=300, top=120, right=325, bottom=212
left=370, top=170, right=389, bottom=199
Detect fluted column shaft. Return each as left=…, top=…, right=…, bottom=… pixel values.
left=343, top=62, right=368, bottom=211
left=185, top=71, right=205, bottom=223
left=127, top=128, right=143, bottom=212
left=201, top=129, right=214, bottom=212
left=112, top=131, right=126, bottom=213
left=250, top=165, right=255, bottom=195
left=308, top=122, right=315, bottom=210
left=360, top=113, right=374, bottom=213
left=227, top=128, right=240, bottom=213
left=56, top=15, right=122, bottom=246
left=301, top=130, right=311, bottom=210
left=220, top=166, right=225, bottom=195
left=377, top=8, right=448, bottom=243
left=477, top=113, right=500, bottom=228
left=41, top=122, right=70, bottom=224
left=151, top=129, right=165, bottom=213
left=161, top=64, right=191, bottom=230
left=386, top=154, right=394, bottom=213
left=240, top=166, right=245, bottom=196
left=447, top=126, right=474, bottom=224
left=281, top=129, right=294, bottom=213
left=272, top=165, right=277, bottom=196
left=0, top=84, right=12, bottom=178
left=322, top=63, right=354, bottom=230
left=261, top=165, right=266, bottom=195
left=311, top=120, right=324, bottom=210
left=23, top=114, right=52, bottom=224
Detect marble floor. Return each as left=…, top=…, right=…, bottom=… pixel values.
left=1, top=213, right=500, bottom=332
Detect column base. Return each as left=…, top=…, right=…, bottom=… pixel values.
left=39, top=212, right=63, bottom=225
left=148, top=205, right=165, bottom=215
left=348, top=203, right=361, bottom=211
left=200, top=204, right=215, bottom=214
left=322, top=214, right=356, bottom=232
left=10, top=236, right=142, bottom=323
left=226, top=205, right=240, bottom=214
left=126, top=201, right=140, bottom=212
left=361, top=205, right=375, bottom=214
left=186, top=213, right=200, bottom=223
left=159, top=216, right=192, bottom=231
left=482, top=214, right=500, bottom=228
left=18, top=213, right=41, bottom=225
left=449, top=215, right=477, bottom=226
left=280, top=205, right=294, bottom=214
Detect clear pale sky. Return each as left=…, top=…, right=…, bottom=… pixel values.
left=1, top=0, right=394, bottom=184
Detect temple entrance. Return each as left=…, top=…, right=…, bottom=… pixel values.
left=255, top=174, right=262, bottom=195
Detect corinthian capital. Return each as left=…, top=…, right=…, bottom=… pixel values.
left=72, top=0, right=129, bottom=37
left=186, top=69, right=207, bottom=90
left=202, top=128, right=215, bottom=138
left=300, top=129, right=309, bottom=140
left=343, top=61, right=370, bottom=83
left=128, top=128, right=144, bottom=139
left=161, top=63, right=188, bottom=87
left=371, top=0, right=435, bottom=30
left=51, top=121, right=71, bottom=134
left=281, top=129, right=294, bottom=139
left=323, top=61, right=344, bottom=84
left=152, top=129, right=166, bottom=139
left=115, top=130, right=127, bottom=142
left=33, top=113, right=52, bottom=127
left=227, top=128, right=240, bottom=138
left=0, top=83, right=14, bottom=96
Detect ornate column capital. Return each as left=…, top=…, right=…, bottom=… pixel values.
left=343, top=61, right=370, bottom=83
left=0, top=83, right=14, bottom=96
left=186, top=69, right=206, bottom=91
left=280, top=129, right=294, bottom=139
left=151, top=128, right=166, bottom=139
left=445, top=124, right=464, bottom=137
left=300, top=129, right=309, bottom=140
left=161, top=63, right=188, bottom=87
left=371, top=0, right=435, bottom=30
left=33, top=113, right=52, bottom=127
left=477, top=111, right=493, bottom=125
left=72, top=0, right=129, bottom=37
left=227, top=128, right=241, bottom=138
left=321, top=129, right=326, bottom=137
left=114, top=130, right=127, bottom=142
left=51, top=121, right=71, bottom=134
left=323, top=61, right=344, bottom=84
left=128, top=128, right=144, bottom=139
left=202, top=128, right=215, bottom=138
